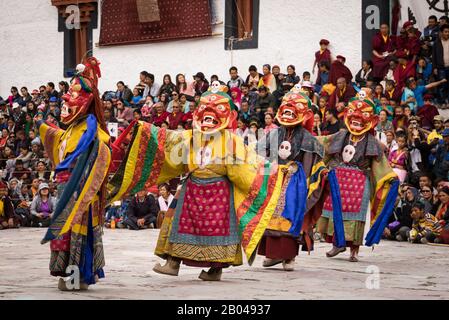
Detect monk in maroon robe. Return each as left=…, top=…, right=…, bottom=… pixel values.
left=393, top=51, right=416, bottom=91
left=385, top=80, right=403, bottom=104
left=328, top=55, right=353, bottom=85
left=328, top=77, right=356, bottom=109
left=417, top=95, right=440, bottom=130
left=372, top=24, right=396, bottom=80
left=313, top=39, right=332, bottom=84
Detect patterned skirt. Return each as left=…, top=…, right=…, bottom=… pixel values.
left=155, top=175, right=242, bottom=267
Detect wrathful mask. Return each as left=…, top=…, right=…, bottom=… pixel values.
left=61, top=57, right=101, bottom=125
left=344, top=97, right=378, bottom=136
left=276, top=90, right=313, bottom=129
left=193, top=90, right=237, bottom=135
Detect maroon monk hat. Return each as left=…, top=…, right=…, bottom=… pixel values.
left=320, top=39, right=330, bottom=45
left=336, top=55, right=346, bottom=62
left=403, top=21, right=414, bottom=29
left=424, top=94, right=434, bottom=101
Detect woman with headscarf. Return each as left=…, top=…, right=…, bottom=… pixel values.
left=258, top=64, right=277, bottom=94
left=230, top=87, right=242, bottom=110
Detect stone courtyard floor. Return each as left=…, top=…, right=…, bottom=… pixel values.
left=1, top=227, right=448, bottom=300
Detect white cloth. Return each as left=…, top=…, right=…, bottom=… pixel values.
left=158, top=194, right=174, bottom=212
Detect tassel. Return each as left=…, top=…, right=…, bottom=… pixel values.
left=365, top=179, right=400, bottom=246
left=328, top=169, right=346, bottom=248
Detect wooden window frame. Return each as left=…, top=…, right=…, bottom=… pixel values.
left=224, top=0, right=260, bottom=50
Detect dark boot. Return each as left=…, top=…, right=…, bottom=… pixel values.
left=326, top=245, right=346, bottom=258
left=198, top=267, right=222, bottom=281
left=153, top=256, right=181, bottom=276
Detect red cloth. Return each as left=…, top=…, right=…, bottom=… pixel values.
left=324, top=168, right=366, bottom=214
left=328, top=85, right=356, bottom=109
left=328, top=61, right=353, bottom=85
left=404, top=35, right=421, bottom=58
left=258, top=235, right=299, bottom=260
left=371, top=32, right=396, bottom=79
left=50, top=233, right=71, bottom=252
left=99, top=0, right=212, bottom=46
left=385, top=88, right=403, bottom=103
left=315, top=49, right=331, bottom=65
left=179, top=179, right=231, bottom=237
left=417, top=104, right=440, bottom=130
left=151, top=111, right=170, bottom=127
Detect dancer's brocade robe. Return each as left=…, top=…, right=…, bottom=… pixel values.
left=38, top=115, right=111, bottom=284
left=317, top=129, right=399, bottom=247
left=108, top=121, right=288, bottom=265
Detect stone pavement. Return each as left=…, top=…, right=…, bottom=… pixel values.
left=0, top=228, right=448, bottom=300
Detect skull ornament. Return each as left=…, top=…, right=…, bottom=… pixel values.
left=342, top=145, right=356, bottom=163
left=196, top=146, right=212, bottom=169
left=278, top=141, right=292, bottom=160
left=210, top=80, right=221, bottom=93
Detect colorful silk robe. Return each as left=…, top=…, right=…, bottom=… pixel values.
left=38, top=115, right=111, bottom=284
left=317, top=130, right=399, bottom=247
left=107, top=121, right=284, bottom=264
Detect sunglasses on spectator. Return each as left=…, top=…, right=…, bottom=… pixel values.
left=421, top=189, right=431, bottom=193
left=172, top=93, right=178, bottom=96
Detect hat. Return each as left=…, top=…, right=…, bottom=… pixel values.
left=0, top=100, right=6, bottom=106
left=336, top=55, right=346, bottom=62
left=301, top=81, right=314, bottom=89
left=31, top=137, right=41, bottom=146
left=433, top=115, right=445, bottom=122
left=12, top=102, right=20, bottom=109
left=38, top=182, right=49, bottom=192
left=403, top=21, right=414, bottom=29
left=427, top=130, right=443, bottom=144
left=49, top=96, right=58, bottom=103
left=0, top=180, right=7, bottom=190
left=442, top=128, right=449, bottom=137
left=320, top=39, right=330, bottom=45
left=193, top=72, right=205, bottom=80
left=441, top=186, right=449, bottom=196
left=423, top=94, right=434, bottom=101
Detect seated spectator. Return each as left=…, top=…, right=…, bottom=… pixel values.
left=14, top=183, right=32, bottom=227
left=312, top=112, right=322, bottom=136
left=166, top=103, right=184, bottom=130
left=432, top=128, right=449, bottom=180
left=227, top=66, right=245, bottom=89
left=0, top=181, right=18, bottom=230
left=384, top=80, right=403, bottom=105
left=33, top=160, right=51, bottom=181
left=120, top=190, right=159, bottom=230
left=355, top=60, right=373, bottom=88
left=16, top=144, right=32, bottom=169
left=433, top=186, right=449, bottom=244
left=263, top=112, right=278, bottom=134
left=29, top=178, right=41, bottom=197
left=328, top=77, right=356, bottom=109
left=150, top=102, right=170, bottom=127
left=321, top=109, right=340, bottom=136
left=30, top=183, right=55, bottom=228
left=384, top=185, right=414, bottom=241
left=245, top=65, right=263, bottom=91
left=10, top=159, right=31, bottom=184
left=116, top=99, right=134, bottom=126
left=158, top=183, right=174, bottom=212
left=130, top=88, right=143, bottom=108
left=236, top=117, right=249, bottom=140
left=409, top=201, right=440, bottom=244
left=254, top=86, right=276, bottom=114
left=158, top=74, right=177, bottom=97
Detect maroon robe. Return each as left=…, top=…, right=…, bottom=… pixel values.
left=385, top=88, right=403, bottom=104
left=167, top=111, right=184, bottom=130
left=315, top=49, right=332, bottom=84
left=404, top=35, right=421, bottom=60
left=417, top=104, right=440, bottom=130
left=328, top=61, right=353, bottom=85
left=328, top=85, right=356, bottom=109
left=393, top=61, right=416, bottom=92
left=371, top=32, right=396, bottom=79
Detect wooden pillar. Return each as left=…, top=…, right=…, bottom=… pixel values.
left=51, top=0, right=97, bottom=62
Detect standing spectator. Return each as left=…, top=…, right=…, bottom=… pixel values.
left=121, top=190, right=159, bottom=230
left=30, top=183, right=55, bottom=228
left=227, top=66, right=245, bottom=89
left=417, top=94, right=440, bottom=130
left=433, top=24, right=449, bottom=108
left=432, top=128, right=449, bottom=180
left=388, top=132, right=409, bottom=182
left=313, top=39, right=332, bottom=80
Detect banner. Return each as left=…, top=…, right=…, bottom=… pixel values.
left=399, top=0, right=449, bottom=33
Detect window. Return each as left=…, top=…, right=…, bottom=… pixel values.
left=224, top=0, right=260, bottom=50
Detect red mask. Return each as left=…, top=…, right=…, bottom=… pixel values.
left=344, top=97, right=378, bottom=136
left=193, top=92, right=237, bottom=134
left=276, top=91, right=314, bottom=130
left=61, top=57, right=101, bottom=125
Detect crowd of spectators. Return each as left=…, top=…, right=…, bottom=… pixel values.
left=0, top=17, right=448, bottom=244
